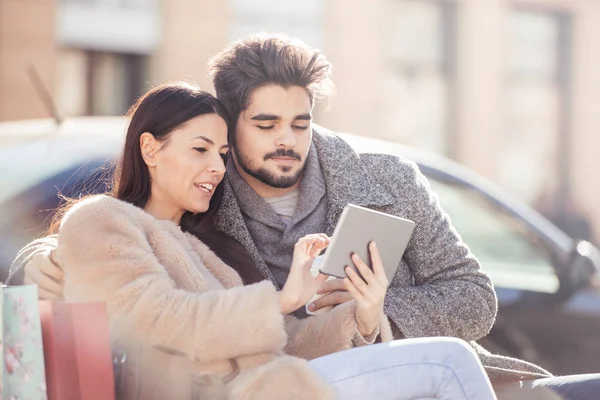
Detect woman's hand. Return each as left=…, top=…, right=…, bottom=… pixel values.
left=344, top=241, right=389, bottom=337
left=277, top=234, right=330, bottom=314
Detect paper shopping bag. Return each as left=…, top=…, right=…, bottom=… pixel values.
left=1, top=285, right=48, bottom=399
left=39, top=301, right=115, bottom=400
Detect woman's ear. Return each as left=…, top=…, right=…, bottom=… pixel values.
left=140, top=132, right=158, bottom=167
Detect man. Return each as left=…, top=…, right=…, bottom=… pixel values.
left=10, top=34, right=600, bottom=398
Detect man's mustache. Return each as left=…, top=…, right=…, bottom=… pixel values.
left=264, top=149, right=302, bottom=161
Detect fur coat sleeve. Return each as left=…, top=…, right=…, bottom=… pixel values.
left=185, top=229, right=394, bottom=360
left=55, top=196, right=287, bottom=364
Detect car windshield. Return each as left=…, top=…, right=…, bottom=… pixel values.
left=427, top=177, right=560, bottom=293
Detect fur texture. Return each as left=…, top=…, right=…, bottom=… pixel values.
left=56, top=195, right=390, bottom=399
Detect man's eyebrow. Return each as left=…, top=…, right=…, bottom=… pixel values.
left=295, top=113, right=312, bottom=121
left=250, top=113, right=280, bottom=121
left=250, top=113, right=312, bottom=121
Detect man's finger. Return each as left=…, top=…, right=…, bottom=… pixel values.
left=25, top=263, right=64, bottom=296
left=351, top=253, right=376, bottom=286
left=24, top=274, right=34, bottom=285
left=369, top=242, right=387, bottom=286
left=35, top=273, right=64, bottom=297
left=309, top=291, right=353, bottom=311
left=346, top=266, right=369, bottom=296
left=317, top=278, right=346, bottom=294
left=40, top=261, right=64, bottom=282
left=343, top=277, right=363, bottom=302
left=32, top=252, right=64, bottom=281
left=314, top=273, right=329, bottom=286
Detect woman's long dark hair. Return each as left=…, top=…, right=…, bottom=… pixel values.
left=50, top=82, right=263, bottom=284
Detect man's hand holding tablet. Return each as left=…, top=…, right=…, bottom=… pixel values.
left=306, top=205, right=415, bottom=324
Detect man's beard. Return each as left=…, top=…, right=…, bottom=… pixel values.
left=233, top=147, right=304, bottom=189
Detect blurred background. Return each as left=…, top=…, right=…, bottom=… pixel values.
left=3, top=0, right=600, bottom=375
left=2, top=0, right=598, bottom=245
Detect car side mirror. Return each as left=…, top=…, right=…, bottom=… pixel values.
left=561, top=241, right=600, bottom=295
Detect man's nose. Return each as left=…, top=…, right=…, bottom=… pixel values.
left=276, top=127, right=297, bottom=148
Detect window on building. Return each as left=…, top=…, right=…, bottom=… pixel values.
left=383, top=0, right=454, bottom=155
left=500, top=10, right=569, bottom=204
left=229, top=0, right=324, bottom=51
left=58, top=49, right=148, bottom=116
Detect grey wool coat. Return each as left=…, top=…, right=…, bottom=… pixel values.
left=8, top=126, right=552, bottom=383
left=212, top=125, right=553, bottom=382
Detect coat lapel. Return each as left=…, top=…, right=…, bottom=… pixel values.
left=214, top=178, right=277, bottom=284
left=311, top=125, right=396, bottom=234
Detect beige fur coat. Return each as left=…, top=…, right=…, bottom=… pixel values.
left=55, top=195, right=392, bottom=400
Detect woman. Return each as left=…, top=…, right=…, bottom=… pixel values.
left=43, top=82, right=496, bottom=399
left=52, top=82, right=389, bottom=399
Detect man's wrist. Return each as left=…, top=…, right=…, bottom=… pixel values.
left=356, top=318, right=377, bottom=337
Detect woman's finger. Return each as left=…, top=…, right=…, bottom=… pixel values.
left=315, top=234, right=331, bottom=244
left=296, top=236, right=316, bottom=246
left=300, top=233, right=326, bottom=242
left=295, top=237, right=318, bottom=256
left=309, top=240, right=329, bottom=258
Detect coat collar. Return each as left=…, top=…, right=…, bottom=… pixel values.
left=310, top=125, right=395, bottom=234
left=214, top=125, right=396, bottom=282
left=214, top=178, right=277, bottom=283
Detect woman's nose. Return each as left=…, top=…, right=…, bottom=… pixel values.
left=207, top=153, right=226, bottom=175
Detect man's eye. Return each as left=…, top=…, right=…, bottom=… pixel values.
left=292, top=125, right=309, bottom=131
left=256, top=125, right=274, bottom=130
left=193, top=147, right=207, bottom=153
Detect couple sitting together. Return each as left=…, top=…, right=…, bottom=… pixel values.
left=9, top=34, right=600, bottom=399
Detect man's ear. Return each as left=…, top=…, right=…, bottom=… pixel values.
left=140, top=132, right=158, bottom=167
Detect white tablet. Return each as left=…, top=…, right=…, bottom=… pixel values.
left=318, top=204, right=415, bottom=283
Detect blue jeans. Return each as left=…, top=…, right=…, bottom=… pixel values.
left=309, top=337, right=497, bottom=400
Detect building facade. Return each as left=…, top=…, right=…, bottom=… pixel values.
left=1, top=0, right=599, bottom=241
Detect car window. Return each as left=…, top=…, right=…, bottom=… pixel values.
left=0, top=159, right=114, bottom=280
left=0, top=134, right=120, bottom=203
left=427, top=177, right=559, bottom=293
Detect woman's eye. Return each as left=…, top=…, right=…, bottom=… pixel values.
left=256, top=125, right=274, bottom=130
left=220, top=153, right=229, bottom=162
left=193, top=147, right=207, bottom=153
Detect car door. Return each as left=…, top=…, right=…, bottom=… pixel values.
left=425, top=175, right=600, bottom=375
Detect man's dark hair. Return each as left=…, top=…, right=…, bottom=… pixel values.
left=208, top=33, right=334, bottom=129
